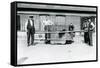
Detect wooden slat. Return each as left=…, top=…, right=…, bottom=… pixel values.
left=35, top=30, right=87, bottom=34
left=34, top=39, right=71, bottom=41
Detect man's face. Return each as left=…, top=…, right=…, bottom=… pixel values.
left=70, top=23, right=72, bottom=25
left=46, top=18, right=48, bottom=21
left=30, top=18, right=33, bottom=20
left=88, top=19, right=91, bottom=22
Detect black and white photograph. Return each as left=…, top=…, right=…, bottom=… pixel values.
left=11, top=1, right=97, bottom=66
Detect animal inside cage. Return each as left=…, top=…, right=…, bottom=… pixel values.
left=44, top=25, right=74, bottom=44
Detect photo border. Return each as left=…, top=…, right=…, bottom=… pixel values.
left=11, top=1, right=98, bottom=66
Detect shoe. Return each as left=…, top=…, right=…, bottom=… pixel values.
left=31, top=43, right=33, bottom=45
left=89, top=44, right=93, bottom=46
left=28, top=44, right=30, bottom=47
left=33, top=43, right=36, bottom=45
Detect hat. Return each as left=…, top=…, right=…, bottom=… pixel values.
left=29, top=16, right=34, bottom=18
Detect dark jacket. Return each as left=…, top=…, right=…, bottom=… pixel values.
left=69, top=24, right=74, bottom=31
left=27, top=19, right=35, bottom=34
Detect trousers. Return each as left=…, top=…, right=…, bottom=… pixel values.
left=27, top=30, right=34, bottom=45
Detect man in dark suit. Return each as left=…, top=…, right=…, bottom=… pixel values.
left=83, top=21, right=88, bottom=43
left=68, top=23, right=75, bottom=40
left=25, top=16, right=35, bottom=46
left=88, top=19, right=95, bottom=46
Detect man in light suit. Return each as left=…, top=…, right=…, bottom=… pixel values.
left=25, top=16, right=35, bottom=46
left=44, top=18, right=54, bottom=44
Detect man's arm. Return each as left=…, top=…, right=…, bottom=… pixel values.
left=91, top=22, right=95, bottom=30
left=72, top=25, right=74, bottom=30
left=25, top=20, right=28, bottom=32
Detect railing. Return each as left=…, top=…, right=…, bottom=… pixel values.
left=35, top=30, right=87, bottom=34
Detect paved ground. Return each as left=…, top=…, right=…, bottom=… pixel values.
left=17, top=32, right=96, bottom=65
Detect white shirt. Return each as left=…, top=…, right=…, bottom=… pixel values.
left=29, top=19, right=33, bottom=26
left=90, top=22, right=95, bottom=30
left=43, top=20, right=54, bottom=25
